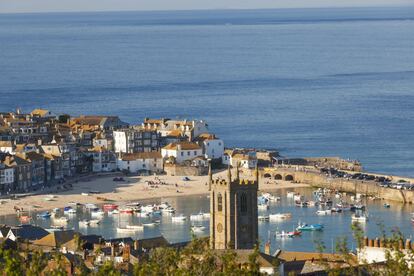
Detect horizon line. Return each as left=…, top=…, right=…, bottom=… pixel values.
left=1, top=4, right=414, bottom=16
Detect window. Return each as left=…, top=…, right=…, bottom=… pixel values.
left=181, top=152, right=184, bottom=156
left=187, top=151, right=190, bottom=156
left=217, top=193, right=223, bottom=211
left=194, top=151, right=197, bottom=155
left=218, top=142, right=222, bottom=146
left=240, top=193, right=247, bottom=213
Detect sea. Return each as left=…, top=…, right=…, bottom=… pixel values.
left=0, top=7, right=414, bottom=176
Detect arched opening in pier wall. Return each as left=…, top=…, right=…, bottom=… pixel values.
left=285, top=175, right=294, bottom=181
left=274, top=174, right=283, bottom=180
left=263, top=173, right=271, bottom=178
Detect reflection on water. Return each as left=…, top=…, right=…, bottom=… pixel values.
left=2, top=188, right=413, bottom=252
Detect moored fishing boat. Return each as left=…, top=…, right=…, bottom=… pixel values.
left=351, top=213, right=368, bottom=222
left=316, top=210, right=332, bottom=215
left=172, top=214, right=187, bottom=222
left=269, top=213, right=292, bottom=220
left=103, top=203, right=118, bottom=211
left=191, top=225, right=206, bottom=232
left=258, top=203, right=269, bottom=210
left=126, top=224, right=144, bottom=231
left=117, top=227, right=139, bottom=233
left=37, top=211, right=51, bottom=218
left=258, top=215, right=269, bottom=222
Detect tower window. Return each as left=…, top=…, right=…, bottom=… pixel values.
left=240, top=192, right=247, bottom=213
left=217, top=193, right=223, bottom=212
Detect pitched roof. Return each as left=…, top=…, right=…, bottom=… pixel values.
left=9, top=225, right=49, bottom=241
left=121, top=152, right=162, bottom=161
left=215, top=249, right=275, bottom=267
left=0, top=141, right=13, bottom=147
left=137, top=236, right=169, bottom=248
left=31, top=109, right=51, bottom=117
left=162, top=142, right=201, bottom=151
left=32, top=230, right=76, bottom=248
left=195, top=133, right=217, bottom=141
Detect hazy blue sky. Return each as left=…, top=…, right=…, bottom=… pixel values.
left=0, top=0, right=413, bottom=13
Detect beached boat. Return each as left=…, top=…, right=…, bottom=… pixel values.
left=384, top=203, right=391, bottom=208
left=126, top=224, right=144, bottom=231
left=293, top=194, right=303, bottom=201
left=137, top=211, right=150, bottom=217
left=108, top=209, right=120, bottom=215
left=161, top=207, right=176, bottom=214
left=258, top=203, right=269, bottom=210
left=37, top=211, right=51, bottom=218
left=191, top=225, right=206, bottom=232
left=84, top=203, right=98, bottom=210
left=54, top=216, right=69, bottom=223
left=119, top=207, right=134, bottom=214
left=190, top=213, right=205, bottom=221
left=172, top=214, right=187, bottom=222
left=287, top=191, right=295, bottom=198
left=81, top=192, right=89, bottom=196
left=103, top=203, right=118, bottom=211
left=91, top=208, right=104, bottom=217
left=269, top=213, right=292, bottom=220
left=68, top=201, right=80, bottom=206
left=296, top=223, right=324, bottom=231
left=143, top=222, right=157, bottom=227
left=63, top=207, right=76, bottom=214
left=295, top=201, right=308, bottom=207
left=89, top=219, right=101, bottom=225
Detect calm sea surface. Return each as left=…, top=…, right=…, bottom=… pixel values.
left=1, top=7, right=414, bottom=176
left=1, top=189, right=413, bottom=253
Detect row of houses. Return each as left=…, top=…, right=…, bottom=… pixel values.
left=0, top=109, right=277, bottom=191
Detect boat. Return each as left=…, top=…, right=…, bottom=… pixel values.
left=172, top=214, right=187, bottom=222
left=316, top=210, right=332, bottom=216
left=308, top=201, right=318, bottom=207
left=81, top=192, right=89, bottom=196
left=384, top=203, right=391, bottom=208
left=68, top=201, right=80, bottom=206
left=258, top=215, right=269, bottom=222
left=258, top=203, right=269, bottom=210
left=54, top=216, right=69, bottom=223
left=295, top=201, right=308, bottom=207
left=202, top=212, right=210, bottom=218
left=37, top=211, right=51, bottom=218
left=79, top=220, right=90, bottom=227
left=352, top=213, right=368, bottom=223
left=161, top=207, right=176, bottom=214
left=330, top=207, right=342, bottom=213
left=43, top=197, right=54, bottom=201
left=287, top=191, right=295, bottom=198
left=117, top=227, right=139, bottom=233
left=191, top=225, right=206, bottom=232
left=119, top=207, right=134, bottom=214
left=262, top=193, right=280, bottom=202
left=137, top=211, right=150, bottom=217
left=108, top=209, right=120, bottom=215
left=103, top=203, right=118, bottom=211
left=91, top=208, right=104, bottom=217
left=52, top=208, right=60, bottom=213
left=46, top=226, right=64, bottom=232
left=126, top=224, right=144, bottom=230
left=143, top=222, right=157, bottom=227
left=158, top=202, right=170, bottom=209
left=269, top=213, right=292, bottom=220
left=275, top=230, right=302, bottom=238
left=84, top=203, right=98, bottom=210
left=296, top=223, right=324, bottom=231
left=141, top=205, right=156, bottom=213
left=293, top=194, right=303, bottom=201
left=63, top=207, right=77, bottom=215
left=190, top=213, right=205, bottom=221
left=125, top=202, right=141, bottom=211
left=89, top=219, right=101, bottom=225
left=353, top=203, right=366, bottom=210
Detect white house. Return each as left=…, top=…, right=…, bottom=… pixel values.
left=222, top=150, right=258, bottom=169
left=117, top=152, right=163, bottom=173
left=142, top=118, right=209, bottom=140
left=0, top=163, right=14, bottom=192
left=161, top=142, right=203, bottom=164
left=113, top=128, right=159, bottom=153
left=194, top=133, right=224, bottom=160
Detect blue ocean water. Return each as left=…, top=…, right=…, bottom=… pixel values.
left=1, top=7, right=414, bottom=176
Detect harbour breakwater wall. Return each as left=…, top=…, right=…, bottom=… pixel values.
left=262, top=167, right=414, bottom=204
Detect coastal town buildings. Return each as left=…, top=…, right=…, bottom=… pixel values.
left=161, top=141, right=203, bottom=163
left=117, top=152, right=163, bottom=174
left=194, top=133, right=224, bottom=160
left=142, top=118, right=209, bottom=141
left=222, top=149, right=258, bottom=169
left=113, top=128, right=159, bottom=154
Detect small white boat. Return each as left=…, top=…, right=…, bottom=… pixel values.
left=43, top=197, right=54, bottom=201
left=202, top=212, right=210, bottom=218
left=89, top=219, right=101, bottom=225
left=258, top=203, right=269, bottom=210
left=63, top=207, right=76, bottom=214
left=54, top=216, right=69, bottom=223
left=191, top=225, right=206, bottom=232
left=143, top=222, right=157, bottom=227
left=352, top=213, right=368, bottom=222
left=108, top=209, right=120, bottom=215
left=126, top=224, right=144, bottom=230
left=269, top=213, right=292, bottom=220
left=84, top=203, right=98, bottom=210
left=190, top=213, right=205, bottom=221
left=172, top=214, right=187, bottom=222
left=316, top=210, right=332, bottom=216
left=68, top=201, right=80, bottom=206
left=141, top=205, right=155, bottom=212
left=293, top=194, right=303, bottom=201
left=79, top=220, right=90, bottom=227
left=117, top=227, right=139, bottom=233
left=52, top=208, right=60, bottom=213
left=91, top=209, right=104, bottom=217
left=258, top=215, right=269, bottom=221
left=81, top=192, right=89, bottom=196
left=161, top=207, right=176, bottom=214
left=287, top=191, right=295, bottom=198
left=158, top=202, right=170, bottom=209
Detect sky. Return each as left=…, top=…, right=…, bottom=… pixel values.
left=0, top=0, right=413, bottom=13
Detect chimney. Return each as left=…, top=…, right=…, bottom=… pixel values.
left=364, top=236, right=368, bottom=247
left=368, top=239, right=374, bottom=247
left=374, top=238, right=380, bottom=247
left=111, top=244, right=116, bottom=257
left=405, top=239, right=411, bottom=250
left=134, top=240, right=141, bottom=252
left=380, top=238, right=385, bottom=248
left=264, top=241, right=271, bottom=255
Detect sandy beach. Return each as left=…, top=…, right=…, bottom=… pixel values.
left=0, top=170, right=309, bottom=216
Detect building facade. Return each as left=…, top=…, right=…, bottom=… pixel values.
left=117, top=152, right=163, bottom=174
left=113, top=129, right=159, bottom=154
left=161, top=142, right=203, bottom=164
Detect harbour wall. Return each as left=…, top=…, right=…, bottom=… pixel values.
left=262, top=167, right=414, bottom=204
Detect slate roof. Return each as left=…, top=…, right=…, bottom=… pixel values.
left=9, top=225, right=49, bottom=241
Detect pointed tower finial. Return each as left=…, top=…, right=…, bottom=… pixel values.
left=236, top=162, right=240, bottom=180
left=255, top=164, right=259, bottom=184
left=208, top=160, right=212, bottom=191
left=227, top=164, right=232, bottom=184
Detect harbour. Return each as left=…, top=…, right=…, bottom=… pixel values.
left=2, top=187, right=413, bottom=253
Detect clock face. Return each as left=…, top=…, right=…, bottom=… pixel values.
left=217, top=223, right=223, bottom=233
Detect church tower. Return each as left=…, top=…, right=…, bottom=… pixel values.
left=209, top=163, right=258, bottom=250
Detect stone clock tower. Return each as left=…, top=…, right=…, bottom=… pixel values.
left=209, top=163, right=258, bottom=249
